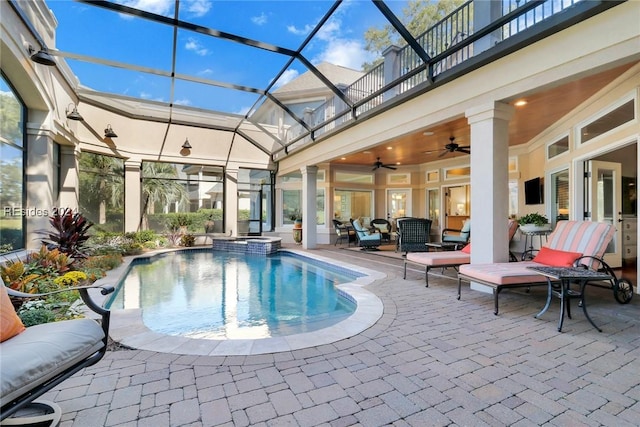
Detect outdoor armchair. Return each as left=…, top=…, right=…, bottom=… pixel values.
left=442, top=219, right=471, bottom=246
left=370, top=218, right=392, bottom=243
left=396, top=218, right=432, bottom=255
left=350, top=218, right=381, bottom=250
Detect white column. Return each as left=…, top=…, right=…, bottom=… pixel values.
left=58, top=145, right=79, bottom=210
left=474, top=0, right=503, bottom=54
left=382, top=45, right=402, bottom=101
left=25, top=123, right=54, bottom=249
left=465, top=101, right=514, bottom=264
left=226, top=167, right=239, bottom=237
left=301, top=165, right=318, bottom=249
left=124, top=160, right=141, bottom=232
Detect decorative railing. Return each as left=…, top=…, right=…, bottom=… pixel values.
left=276, top=0, right=591, bottom=157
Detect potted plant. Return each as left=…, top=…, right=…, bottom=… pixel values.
left=290, top=211, right=302, bottom=244
left=518, top=212, right=551, bottom=233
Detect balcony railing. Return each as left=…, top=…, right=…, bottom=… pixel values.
left=275, top=0, right=608, bottom=158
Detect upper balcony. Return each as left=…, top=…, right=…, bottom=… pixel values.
left=273, top=0, right=624, bottom=161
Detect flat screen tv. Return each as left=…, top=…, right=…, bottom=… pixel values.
left=524, top=177, right=544, bottom=205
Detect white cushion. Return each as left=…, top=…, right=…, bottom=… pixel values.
left=1, top=318, right=105, bottom=403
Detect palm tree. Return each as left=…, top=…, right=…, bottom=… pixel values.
left=79, top=153, right=123, bottom=226
left=141, top=162, right=189, bottom=230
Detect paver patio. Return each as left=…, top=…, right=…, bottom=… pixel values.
left=44, top=245, right=640, bottom=426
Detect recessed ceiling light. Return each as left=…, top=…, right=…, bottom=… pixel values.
left=363, top=150, right=371, bottom=154
left=386, top=146, right=392, bottom=150
left=396, top=162, right=401, bottom=165
left=423, top=131, right=434, bottom=136
left=341, top=157, right=346, bottom=160
left=514, top=99, right=528, bottom=107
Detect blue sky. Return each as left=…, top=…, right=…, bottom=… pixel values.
left=48, top=0, right=408, bottom=115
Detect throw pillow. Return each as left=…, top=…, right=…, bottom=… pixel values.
left=1, top=286, right=26, bottom=342
left=461, top=243, right=471, bottom=254
left=533, top=246, right=582, bottom=267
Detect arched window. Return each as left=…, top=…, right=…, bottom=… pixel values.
left=0, top=72, right=26, bottom=253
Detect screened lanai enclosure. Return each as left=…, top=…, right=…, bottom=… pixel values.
left=0, top=0, right=630, bottom=250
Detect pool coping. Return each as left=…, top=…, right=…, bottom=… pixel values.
left=89, top=247, right=385, bottom=356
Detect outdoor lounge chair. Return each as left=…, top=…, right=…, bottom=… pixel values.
left=1, top=283, right=114, bottom=425
left=404, top=219, right=519, bottom=287
left=396, top=218, right=432, bottom=255
left=350, top=218, right=381, bottom=250
left=457, top=220, right=616, bottom=315
left=441, top=219, right=471, bottom=246
left=333, top=219, right=355, bottom=246
left=370, top=218, right=392, bottom=243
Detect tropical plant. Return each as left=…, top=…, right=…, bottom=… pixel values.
left=518, top=212, right=549, bottom=226
left=38, top=208, right=93, bottom=259
left=141, top=162, right=190, bottom=229
left=78, top=152, right=124, bottom=227
left=180, top=234, right=195, bottom=247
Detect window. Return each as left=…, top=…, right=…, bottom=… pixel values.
left=79, top=153, right=125, bottom=233
left=282, top=189, right=301, bottom=225
left=334, top=190, right=372, bottom=222
left=547, top=135, right=569, bottom=159
left=335, top=172, right=374, bottom=184
left=444, top=166, right=470, bottom=180
left=0, top=73, right=25, bottom=252
left=579, top=98, right=635, bottom=144
left=550, top=169, right=569, bottom=224
left=387, top=173, right=410, bottom=185
left=426, top=170, right=439, bottom=183
left=142, top=162, right=224, bottom=233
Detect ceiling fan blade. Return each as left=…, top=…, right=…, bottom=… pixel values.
left=383, top=165, right=397, bottom=170
left=438, top=150, right=449, bottom=158
left=457, top=145, right=471, bottom=149
left=457, top=148, right=471, bottom=154
left=372, top=166, right=378, bottom=171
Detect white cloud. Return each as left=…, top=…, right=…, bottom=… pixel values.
left=119, top=0, right=173, bottom=16
left=287, top=23, right=315, bottom=36
left=314, top=38, right=373, bottom=70
left=185, top=38, right=209, bottom=56
left=272, top=69, right=300, bottom=89
left=235, top=106, right=251, bottom=115
left=251, top=12, right=268, bottom=26
left=183, top=0, right=211, bottom=17
left=118, top=0, right=211, bottom=18
left=174, top=98, right=192, bottom=106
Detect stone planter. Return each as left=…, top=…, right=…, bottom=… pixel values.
left=519, top=223, right=552, bottom=233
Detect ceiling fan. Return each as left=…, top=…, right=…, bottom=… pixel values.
left=372, top=157, right=397, bottom=170
left=427, top=136, right=471, bottom=158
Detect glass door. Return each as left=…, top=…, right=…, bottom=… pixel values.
left=238, top=190, right=262, bottom=236
left=585, top=160, right=622, bottom=267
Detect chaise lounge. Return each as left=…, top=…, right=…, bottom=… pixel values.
left=404, top=219, right=519, bottom=287
left=1, top=283, right=113, bottom=425
left=457, top=220, right=615, bottom=315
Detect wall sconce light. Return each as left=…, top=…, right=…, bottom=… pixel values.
left=181, top=138, right=192, bottom=150
left=104, top=125, right=118, bottom=138
left=65, top=103, right=84, bottom=121
left=27, top=45, right=56, bottom=66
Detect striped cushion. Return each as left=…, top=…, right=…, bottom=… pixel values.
left=545, top=221, right=615, bottom=269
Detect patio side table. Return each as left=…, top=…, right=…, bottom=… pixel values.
left=528, top=266, right=614, bottom=332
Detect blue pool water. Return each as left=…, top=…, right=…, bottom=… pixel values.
left=108, top=250, right=360, bottom=339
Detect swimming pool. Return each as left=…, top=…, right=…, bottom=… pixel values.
left=108, top=250, right=362, bottom=339
left=103, top=248, right=385, bottom=355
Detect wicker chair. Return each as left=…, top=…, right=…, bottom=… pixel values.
left=396, top=218, right=432, bottom=255
left=332, top=219, right=355, bottom=246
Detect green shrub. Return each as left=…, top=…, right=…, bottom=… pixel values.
left=180, top=234, right=195, bottom=247
left=19, top=306, right=56, bottom=327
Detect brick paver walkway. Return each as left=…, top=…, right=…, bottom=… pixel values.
left=45, top=246, right=640, bottom=426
